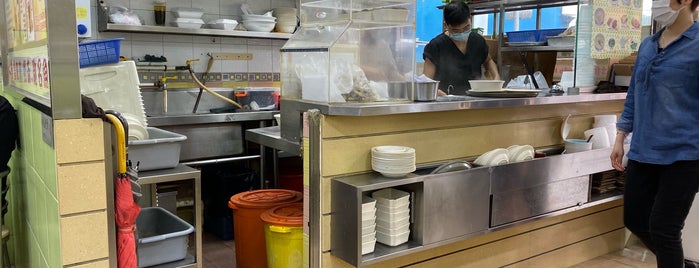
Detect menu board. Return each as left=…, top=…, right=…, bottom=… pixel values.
left=6, top=46, right=50, bottom=100
left=591, top=0, right=642, bottom=59
left=5, top=0, right=47, bottom=49
left=3, top=0, right=50, bottom=104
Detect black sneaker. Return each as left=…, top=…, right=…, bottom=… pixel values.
left=685, top=259, right=699, bottom=268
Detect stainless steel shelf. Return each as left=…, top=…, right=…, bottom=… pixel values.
left=100, top=23, right=293, bottom=39
left=246, top=126, right=301, bottom=156
left=500, top=45, right=574, bottom=52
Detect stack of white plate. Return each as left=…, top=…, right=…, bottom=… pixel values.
left=371, top=146, right=416, bottom=178
left=273, top=7, right=297, bottom=33
left=506, top=145, right=535, bottom=163
left=474, top=148, right=510, bottom=166
left=372, top=188, right=410, bottom=246
left=361, top=196, right=377, bottom=255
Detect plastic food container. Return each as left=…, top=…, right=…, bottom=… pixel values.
left=208, top=19, right=239, bottom=30
left=376, top=228, right=410, bottom=246
left=362, top=237, right=377, bottom=255
left=136, top=207, right=195, bottom=267
left=260, top=202, right=304, bottom=268
left=235, top=87, right=280, bottom=110
left=376, top=207, right=410, bottom=222
left=173, top=18, right=205, bottom=29
left=128, top=127, right=187, bottom=171
left=78, top=38, right=123, bottom=68
left=172, top=7, right=204, bottom=19
left=372, top=188, right=410, bottom=208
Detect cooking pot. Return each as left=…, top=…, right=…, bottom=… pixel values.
left=414, top=81, right=439, bottom=102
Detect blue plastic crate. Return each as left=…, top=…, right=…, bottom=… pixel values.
left=78, top=38, right=123, bottom=68
left=506, top=30, right=538, bottom=42
left=536, top=28, right=567, bottom=42
left=507, top=28, right=567, bottom=43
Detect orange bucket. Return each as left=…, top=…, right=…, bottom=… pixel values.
left=228, top=189, right=302, bottom=268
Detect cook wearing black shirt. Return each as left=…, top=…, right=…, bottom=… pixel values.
left=423, top=1, right=500, bottom=96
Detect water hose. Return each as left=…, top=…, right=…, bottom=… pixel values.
left=186, top=59, right=243, bottom=110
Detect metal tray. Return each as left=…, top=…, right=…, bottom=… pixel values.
left=466, top=90, right=541, bottom=98
left=506, top=41, right=546, bottom=47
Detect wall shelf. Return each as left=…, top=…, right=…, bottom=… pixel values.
left=97, top=8, right=293, bottom=40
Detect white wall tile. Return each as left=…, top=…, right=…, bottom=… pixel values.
left=130, top=33, right=162, bottom=42
left=129, top=0, right=152, bottom=10
left=245, top=0, right=273, bottom=15
left=247, top=39, right=272, bottom=46
left=133, top=9, right=156, bottom=26
left=131, top=41, right=165, bottom=60
left=248, top=45, right=273, bottom=72
left=104, top=0, right=130, bottom=9
left=163, top=34, right=193, bottom=43
left=168, top=0, right=192, bottom=9
left=119, top=40, right=133, bottom=58
left=271, top=45, right=282, bottom=72
left=192, top=43, right=222, bottom=72
left=163, top=43, right=194, bottom=66
left=198, top=0, right=221, bottom=15
left=221, top=37, right=247, bottom=45
left=272, top=0, right=297, bottom=8
left=219, top=2, right=239, bottom=18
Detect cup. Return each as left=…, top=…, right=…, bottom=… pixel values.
left=584, top=127, right=611, bottom=149
left=154, top=1, right=166, bottom=26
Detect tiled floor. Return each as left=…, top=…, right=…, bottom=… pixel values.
left=201, top=231, right=657, bottom=268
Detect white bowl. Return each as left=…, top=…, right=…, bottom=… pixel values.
left=242, top=14, right=277, bottom=21
left=276, top=24, right=297, bottom=33
left=243, top=20, right=276, bottom=32
left=372, top=188, right=410, bottom=208
left=173, top=18, right=205, bottom=29
left=469, top=80, right=505, bottom=91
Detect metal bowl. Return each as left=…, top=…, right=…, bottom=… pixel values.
left=387, top=81, right=413, bottom=100
left=414, top=81, right=439, bottom=102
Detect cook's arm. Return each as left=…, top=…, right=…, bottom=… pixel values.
left=423, top=58, right=446, bottom=96
left=484, top=55, right=500, bottom=80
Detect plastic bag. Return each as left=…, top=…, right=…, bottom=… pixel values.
left=109, top=5, right=142, bottom=25
left=506, top=71, right=549, bottom=89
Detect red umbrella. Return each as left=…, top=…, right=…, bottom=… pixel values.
left=115, top=174, right=141, bottom=268
left=106, top=113, right=141, bottom=268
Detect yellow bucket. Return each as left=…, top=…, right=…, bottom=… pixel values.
left=260, top=202, right=303, bottom=268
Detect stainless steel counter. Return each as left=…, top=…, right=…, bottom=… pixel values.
left=147, top=111, right=276, bottom=126
left=246, top=126, right=301, bottom=156
left=281, top=92, right=626, bottom=117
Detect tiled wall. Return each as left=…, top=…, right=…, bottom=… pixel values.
left=93, top=0, right=295, bottom=74
left=0, top=90, right=62, bottom=267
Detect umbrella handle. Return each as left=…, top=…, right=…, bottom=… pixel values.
left=105, top=114, right=127, bottom=174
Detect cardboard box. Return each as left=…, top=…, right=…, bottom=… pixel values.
left=614, top=63, right=634, bottom=76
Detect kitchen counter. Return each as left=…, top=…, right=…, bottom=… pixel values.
left=147, top=110, right=276, bottom=126
left=246, top=126, right=301, bottom=156
left=280, top=92, right=626, bottom=117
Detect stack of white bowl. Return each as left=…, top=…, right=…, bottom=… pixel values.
left=242, top=13, right=276, bottom=32
left=273, top=7, right=298, bottom=33
left=361, top=196, right=377, bottom=255
left=574, top=4, right=596, bottom=88
left=474, top=148, right=510, bottom=166
left=371, top=146, right=416, bottom=178
left=506, top=145, right=535, bottom=163
left=372, top=188, right=411, bottom=246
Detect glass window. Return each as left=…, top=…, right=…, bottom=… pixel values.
left=540, top=6, right=577, bottom=29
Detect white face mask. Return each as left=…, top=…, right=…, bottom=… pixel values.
left=652, top=0, right=685, bottom=27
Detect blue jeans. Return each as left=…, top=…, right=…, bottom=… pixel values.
left=624, top=159, right=699, bottom=268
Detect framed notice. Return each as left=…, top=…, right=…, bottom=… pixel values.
left=3, top=0, right=50, bottom=105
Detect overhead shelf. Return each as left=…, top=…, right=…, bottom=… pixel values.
left=98, top=23, right=294, bottom=39
left=470, top=0, right=579, bottom=14
left=500, top=45, right=574, bottom=52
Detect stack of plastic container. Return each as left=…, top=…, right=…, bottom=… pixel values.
left=361, top=196, right=377, bottom=254
left=372, top=188, right=410, bottom=246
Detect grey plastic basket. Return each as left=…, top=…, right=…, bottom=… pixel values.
left=128, top=127, right=187, bottom=171
left=136, top=207, right=194, bottom=267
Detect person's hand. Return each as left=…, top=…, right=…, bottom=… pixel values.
left=610, top=141, right=626, bottom=171
left=437, top=90, right=447, bottom=96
